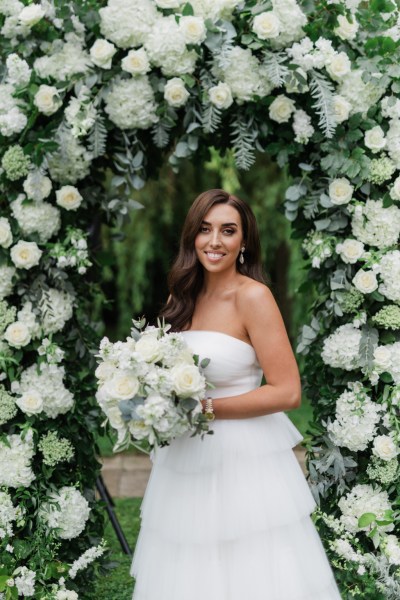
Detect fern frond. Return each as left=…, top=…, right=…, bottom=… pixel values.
left=87, top=116, right=107, bottom=158
left=309, top=71, right=337, bottom=139
left=201, top=103, right=221, bottom=133
left=262, top=51, right=289, bottom=87
left=151, top=120, right=172, bottom=149
left=230, top=116, right=257, bottom=171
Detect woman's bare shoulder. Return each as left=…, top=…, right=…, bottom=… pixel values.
left=236, top=277, right=272, bottom=305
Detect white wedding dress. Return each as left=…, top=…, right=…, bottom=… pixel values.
left=131, top=330, right=342, bottom=599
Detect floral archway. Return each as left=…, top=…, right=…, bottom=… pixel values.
left=1, top=0, right=400, bottom=597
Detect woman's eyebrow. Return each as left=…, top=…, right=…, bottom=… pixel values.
left=201, top=220, right=238, bottom=226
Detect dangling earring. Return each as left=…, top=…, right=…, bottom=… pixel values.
left=239, top=246, right=245, bottom=264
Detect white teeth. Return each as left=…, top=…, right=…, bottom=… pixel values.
left=207, top=253, right=224, bottom=258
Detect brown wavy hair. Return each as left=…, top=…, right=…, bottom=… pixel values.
left=159, top=189, right=267, bottom=331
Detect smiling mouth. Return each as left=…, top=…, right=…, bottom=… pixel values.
left=205, top=251, right=226, bottom=259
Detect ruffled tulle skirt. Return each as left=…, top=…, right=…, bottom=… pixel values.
left=131, top=412, right=342, bottom=599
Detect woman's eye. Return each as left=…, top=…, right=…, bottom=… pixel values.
left=223, top=229, right=234, bottom=235
left=200, top=226, right=209, bottom=233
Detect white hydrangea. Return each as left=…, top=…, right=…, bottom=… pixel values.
left=64, top=86, right=97, bottom=137
left=270, top=0, right=307, bottom=48
left=99, top=0, right=159, bottom=48
left=5, top=54, right=31, bottom=86
left=321, top=323, right=362, bottom=370
left=386, top=118, right=400, bottom=168
left=213, top=46, right=273, bottom=103
left=338, top=484, right=394, bottom=533
left=338, top=69, right=386, bottom=116
left=33, top=38, right=92, bottom=81
left=144, top=15, right=198, bottom=76
left=11, top=194, right=60, bottom=243
left=47, top=125, right=93, bottom=184
left=0, top=83, right=27, bottom=137
left=13, top=363, right=74, bottom=418
left=389, top=175, right=400, bottom=201
left=22, top=171, right=52, bottom=201
left=0, top=429, right=35, bottom=488
left=287, top=37, right=325, bottom=72
left=0, top=265, right=16, bottom=300
left=384, top=535, right=400, bottom=566
left=104, top=75, right=159, bottom=130
left=351, top=199, right=400, bottom=249
left=378, top=250, right=400, bottom=303
left=381, top=96, right=400, bottom=120
left=327, top=383, right=382, bottom=451
left=0, top=491, right=19, bottom=538
left=39, top=287, right=74, bottom=335
left=40, top=486, right=90, bottom=539
left=14, top=566, right=36, bottom=597
left=292, top=109, right=314, bottom=143
left=189, top=0, right=240, bottom=23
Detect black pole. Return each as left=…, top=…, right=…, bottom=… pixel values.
left=96, top=474, right=132, bottom=556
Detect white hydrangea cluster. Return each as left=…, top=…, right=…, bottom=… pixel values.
left=321, top=323, right=362, bottom=370
left=338, top=69, right=386, bottom=116
left=212, top=46, right=273, bottom=103
left=5, top=53, right=31, bottom=86
left=10, top=194, right=61, bottom=243
left=144, top=15, right=198, bottom=76
left=189, top=0, right=240, bottom=22
left=12, top=363, right=74, bottom=418
left=378, top=250, right=400, bottom=303
left=47, top=125, right=93, bottom=184
left=386, top=118, right=400, bottom=168
left=69, top=543, right=106, bottom=579
left=104, top=76, right=159, bottom=130
left=0, top=265, right=16, bottom=300
left=23, top=170, right=52, bottom=201
left=40, top=486, right=90, bottom=539
left=381, top=96, right=400, bottom=120
left=327, top=383, right=382, bottom=451
left=64, top=85, right=97, bottom=137
left=99, top=0, right=159, bottom=48
left=0, top=429, right=35, bottom=488
left=338, top=484, right=394, bottom=533
left=0, top=83, right=27, bottom=137
left=383, top=534, right=400, bottom=566
left=302, top=230, right=335, bottom=268
left=39, top=287, right=74, bottom=335
left=372, top=342, right=400, bottom=384
left=33, top=37, right=92, bottom=81
left=292, top=109, right=314, bottom=144
left=351, top=199, right=400, bottom=249
left=14, top=566, right=36, bottom=597
left=0, top=491, right=19, bottom=538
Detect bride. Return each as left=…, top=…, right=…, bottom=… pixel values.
left=131, top=189, right=342, bottom=599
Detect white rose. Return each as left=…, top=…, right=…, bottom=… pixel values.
left=373, top=346, right=392, bottom=371
left=352, top=269, right=378, bottom=294
left=16, top=391, right=43, bottom=415
left=334, top=15, right=359, bottom=40
left=208, top=82, right=233, bottom=109
left=0, top=217, right=13, bottom=248
left=390, top=176, right=400, bottom=201
left=34, top=85, right=62, bottom=116
left=10, top=241, right=42, bottom=270
left=179, top=16, right=207, bottom=45
left=121, top=48, right=150, bottom=76
left=329, top=178, right=354, bottom=205
left=336, top=238, right=364, bottom=264
left=107, top=372, right=140, bottom=400
left=4, top=322, right=31, bottom=348
left=373, top=435, right=399, bottom=461
left=90, top=39, right=117, bottom=69
left=164, top=78, right=190, bottom=108
left=23, top=172, right=52, bottom=201
left=252, top=11, right=281, bottom=39
left=18, top=4, right=45, bottom=27
left=325, top=52, right=351, bottom=81
left=333, top=95, right=351, bottom=123
left=269, top=94, right=295, bottom=123
left=56, top=186, right=83, bottom=211
left=364, top=126, right=386, bottom=154
left=95, top=361, right=116, bottom=381
left=170, top=363, right=204, bottom=398
left=135, top=335, right=163, bottom=363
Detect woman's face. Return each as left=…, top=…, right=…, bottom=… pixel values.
left=194, top=203, right=244, bottom=273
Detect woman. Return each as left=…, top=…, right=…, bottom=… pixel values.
left=131, top=189, right=342, bottom=599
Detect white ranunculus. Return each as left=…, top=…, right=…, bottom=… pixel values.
left=208, top=82, right=233, bottom=109
left=179, top=16, right=207, bottom=44
left=18, top=4, right=45, bottom=27
left=364, top=126, right=386, bottom=154
left=269, top=94, right=295, bottom=123
left=373, top=435, right=399, bottom=461
left=334, top=15, right=359, bottom=40
left=373, top=346, right=392, bottom=371
left=0, top=217, right=13, bottom=248
left=163, top=78, right=190, bottom=108
left=325, top=52, right=351, bottom=81
left=352, top=269, right=378, bottom=294
left=329, top=178, right=354, bottom=205
left=4, top=322, right=31, bottom=348
left=332, top=95, right=351, bottom=123
left=16, top=391, right=43, bottom=415
left=107, top=372, right=140, bottom=400
left=135, top=335, right=163, bottom=363
left=10, top=241, right=42, bottom=270
left=390, top=176, right=400, bottom=201
left=56, top=186, right=83, bottom=211
left=121, top=48, right=150, bottom=76
left=34, top=85, right=62, bottom=116
left=252, top=11, right=280, bottom=39
left=170, top=363, right=205, bottom=398
left=336, top=238, right=364, bottom=264
left=90, top=39, right=117, bottom=69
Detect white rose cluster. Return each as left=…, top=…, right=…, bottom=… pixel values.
left=327, top=383, right=382, bottom=452
left=378, top=250, right=400, bottom=303
left=0, top=82, right=28, bottom=137
left=40, top=486, right=90, bottom=539
left=12, top=363, right=74, bottom=418
left=372, top=342, right=400, bottom=384
left=104, top=76, right=159, bottom=130
left=321, top=323, right=362, bottom=371
left=11, top=194, right=60, bottom=243
left=0, top=430, right=35, bottom=488
left=351, top=199, right=400, bottom=249
left=338, top=484, right=394, bottom=533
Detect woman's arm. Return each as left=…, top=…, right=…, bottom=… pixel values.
left=203, top=283, right=302, bottom=419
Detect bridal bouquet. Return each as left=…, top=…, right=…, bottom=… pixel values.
left=95, top=318, right=212, bottom=451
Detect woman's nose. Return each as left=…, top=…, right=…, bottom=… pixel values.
left=210, top=231, right=221, bottom=246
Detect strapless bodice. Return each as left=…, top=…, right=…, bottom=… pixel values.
left=181, top=330, right=263, bottom=399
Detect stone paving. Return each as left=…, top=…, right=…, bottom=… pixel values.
left=100, top=445, right=307, bottom=498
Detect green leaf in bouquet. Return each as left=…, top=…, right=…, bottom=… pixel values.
left=358, top=512, right=377, bottom=528
left=180, top=397, right=199, bottom=413
left=132, top=316, right=146, bottom=330
left=118, top=397, right=144, bottom=421
left=200, top=357, right=210, bottom=369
